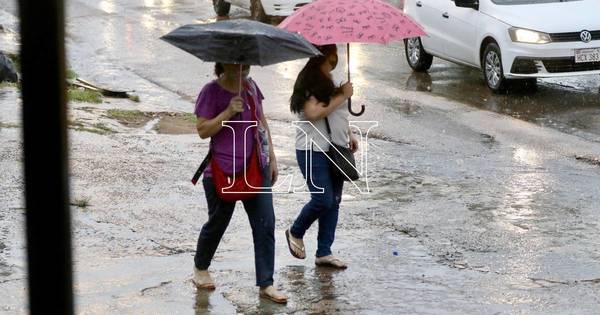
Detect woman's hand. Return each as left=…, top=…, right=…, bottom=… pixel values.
left=269, top=153, right=279, bottom=185
left=196, top=96, right=245, bottom=139
left=226, top=96, right=244, bottom=117
left=341, top=81, right=354, bottom=98
left=349, top=132, right=359, bottom=153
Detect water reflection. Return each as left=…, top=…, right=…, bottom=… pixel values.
left=99, top=0, right=116, bottom=14
left=513, top=147, right=541, bottom=167
left=194, top=290, right=212, bottom=314
left=193, top=286, right=239, bottom=314
left=314, top=267, right=341, bottom=302
left=102, top=10, right=116, bottom=48
left=482, top=147, right=555, bottom=304
left=406, top=71, right=432, bottom=92
left=144, top=0, right=175, bottom=14
left=140, top=13, right=157, bottom=30
left=284, top=265, right=341, bottom=313
left=495, top=147, right=550, bottom=233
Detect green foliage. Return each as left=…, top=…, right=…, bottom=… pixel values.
left=68, top=88, right=102, bottom=103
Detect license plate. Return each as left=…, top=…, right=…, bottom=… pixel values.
left=575, top=48, right=600, bottom=63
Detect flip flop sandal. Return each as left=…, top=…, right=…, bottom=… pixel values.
left=285, top=229, right=306, bottom=259
left=192, top=279, right=216, bottom=290
left=315, top=257, right=348, bottom=269
left=259, top=291, right=288, bottom=304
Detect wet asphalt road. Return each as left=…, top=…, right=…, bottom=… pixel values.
left=1, top=0, right=600, bottom=314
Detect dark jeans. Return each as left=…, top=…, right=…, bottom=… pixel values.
left=291, top=150, right=344, bottom=258
left=194, top=166, right=275, bottom=287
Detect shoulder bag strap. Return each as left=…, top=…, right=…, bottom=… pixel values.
left=324, top=117, right=332, bottom=139
left=191, top=148, right=212, bottom=185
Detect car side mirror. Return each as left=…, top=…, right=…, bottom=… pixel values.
left=455, top=0, right=479, bottom=10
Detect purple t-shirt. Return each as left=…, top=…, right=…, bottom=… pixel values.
left=195, top=79, right=266, bottom=177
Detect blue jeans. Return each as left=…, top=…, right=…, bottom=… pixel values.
left=291, top=150, right=344, bottom=258
left=194, top=166, right=275, bottom=287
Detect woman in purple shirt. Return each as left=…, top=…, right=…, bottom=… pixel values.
left=192, top=63, right=287, bottom=304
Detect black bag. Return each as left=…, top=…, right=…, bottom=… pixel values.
left=325, top=118, right=359, bottom=181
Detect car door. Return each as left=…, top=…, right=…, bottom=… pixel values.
left=443, top=0, right=480, bottom=66
left=411, top=0, right=452, bottom=57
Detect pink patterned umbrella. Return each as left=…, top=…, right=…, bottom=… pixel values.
left=279, top=0, right=425, bottom=45
left=279, top=0, right=426, bottom=115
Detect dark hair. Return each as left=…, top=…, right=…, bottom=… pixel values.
left=290, top=44, right=339, bottom=114
left=214, top=63, right=224, bottom=77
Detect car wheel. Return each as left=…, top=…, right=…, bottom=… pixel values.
left=404, top=37, right=433, bottom=72
left=482, top=43, right=508, bottom=93
left=251, top=0, right=270, bottom=24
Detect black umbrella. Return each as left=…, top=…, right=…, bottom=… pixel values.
left=160, top=19, right=321, bottom=66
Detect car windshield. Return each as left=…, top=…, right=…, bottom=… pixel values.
left=492, top=0, right=581, bottom=4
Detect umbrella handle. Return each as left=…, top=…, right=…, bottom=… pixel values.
left=346, top=44, right=364, bottom=117
left=238, top=64, right=250, bottom=110
left=348, top=98, right=365, bottom=116
left=239, top=64, right=243, bottom=98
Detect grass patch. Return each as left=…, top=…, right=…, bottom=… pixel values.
left=73, top=127, right=115, bottom=136
left=0, top=81, right=17, bottom=88
left=68, top=88, right=102, bottom=103
left=128, top=94, right=140, bottom=102
left=106, top=109, right=147, bottom=121
left=66, top=69, right=77, bottom=81
left=92, top=122, right=115, bottom=134
left=106, top=109, right=151, bottom=127
left=68, top=120, right=115, bottom=135
left=68, top=120, right=84, bottom=128
left=0, top=122, right=19, bottom=129
left=71, top=197, right=90, bottom=208
left=71, top=126, right=113, bottom=135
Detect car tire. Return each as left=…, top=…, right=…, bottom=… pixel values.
left=404, top=37, right=433, bottom=72
left=251, top=0, right=270, bottom=24
left=213, top=0, right=231, bottom=17
left=482, top=43, right=508, bottom=93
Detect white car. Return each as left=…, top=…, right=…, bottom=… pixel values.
left=404, top=0, right=600, bottom=92
left=214, top=0, right=311, bottom=22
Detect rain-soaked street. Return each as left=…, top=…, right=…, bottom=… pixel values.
left=2, top=0, right=600, bottom=314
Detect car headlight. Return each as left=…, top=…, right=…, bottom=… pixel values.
left=509, top=27, right=552, bottom=44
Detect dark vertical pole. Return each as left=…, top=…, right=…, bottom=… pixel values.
left=18, top=0, right=74, bottom=313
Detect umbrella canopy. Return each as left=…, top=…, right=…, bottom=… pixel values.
left=279, top=0, right=426, bottom=45
left=279, top=0, right=426, bottom=116
left=161, top=19, right=321, bottom=66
